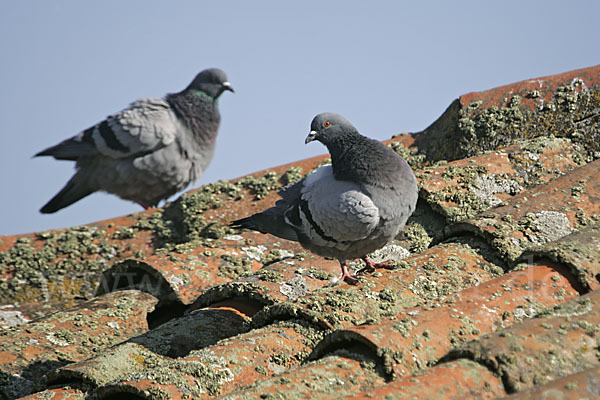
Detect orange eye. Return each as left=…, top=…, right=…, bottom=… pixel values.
left=323, top=121, right=331, bottom=128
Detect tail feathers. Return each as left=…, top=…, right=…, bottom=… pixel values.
left=40, top=176, right=94, bottom=214
left=230, top=213, right=299, bottom=242
left=35, top=138, right=98, bottom=161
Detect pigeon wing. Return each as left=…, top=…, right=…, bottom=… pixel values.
left=36, top=98, right=178, bottom=160
left=296, top=165, right=380, bottom=247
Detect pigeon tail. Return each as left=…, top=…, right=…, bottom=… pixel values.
left=230, top=214, right=299, bottom=242
left=34, top=133, right=99, bottom=161
left=40, top=176, right=94, bottom=214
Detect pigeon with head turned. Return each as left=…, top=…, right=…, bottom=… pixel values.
left=231, top=112, right=418, bottom=284
left=35, top=68, right=234, bottom=213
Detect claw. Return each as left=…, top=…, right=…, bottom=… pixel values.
left=340, top=265, right=360, bottom=285
left=355, top=256, right=395, bottom=275
left=330, top=261, right=360, bottom=286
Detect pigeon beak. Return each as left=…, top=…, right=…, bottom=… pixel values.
left=305, top=130, right=317, bottom=144
left=223, top=82, right=235, bottom=93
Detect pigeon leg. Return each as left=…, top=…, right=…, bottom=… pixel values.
left=355, top=256, right=394, bottom=275
left=336, top=260, right=360, bottom=285
left=135, top=201, right=152, bottom=210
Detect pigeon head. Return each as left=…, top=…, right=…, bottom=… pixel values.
left=305, top=112, right=359, bottom=146
left=305, top=112, right=409, bottom=186
left=185, top=68, right=234, bottom=99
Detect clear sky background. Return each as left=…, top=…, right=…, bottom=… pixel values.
left=1, top=1, right=598, bottom=235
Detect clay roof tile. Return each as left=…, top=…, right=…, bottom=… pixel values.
left=348, top=358, right=505, bottom=400
left=520, top=222, right=600, bottom=291
left=2, top=64, right=600, bottom=400
left=310, top=259, right=580, bottom=378
left=443, top=157, right=600, bottom=263
left=500, top=365, right=600, bottom=399
left=445, top=288, right=600, bottom=393
left=0, top=290, right=156, bottom=398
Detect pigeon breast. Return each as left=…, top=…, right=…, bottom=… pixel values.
left=298, top=165, right=379, bottom=244
left=284, top=164, right=394, bottom=258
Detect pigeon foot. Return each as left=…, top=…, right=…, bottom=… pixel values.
left=355, top=256, right=394, bottom=275
left=329, top=262, right=360, bottom=286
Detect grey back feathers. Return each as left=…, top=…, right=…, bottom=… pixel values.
left=35, top=68, right=233, bottom=213
left=232, top=112, right=418, bottom=262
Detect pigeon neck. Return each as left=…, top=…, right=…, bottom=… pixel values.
left=329, top=135, right=398, bottom=187
left=166, top=92, right=220, bottom=142
left=327, top=135, right=367, bottom=183
left=188, top=89, right=216, bottom=102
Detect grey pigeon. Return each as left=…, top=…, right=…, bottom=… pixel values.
left=35, top=68, right=233, bottom=213
left=232, top=112, right=418, bottom=284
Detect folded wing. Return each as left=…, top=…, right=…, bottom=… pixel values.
left=35, top=98, right=178, bottom=161
left=296, top=165, right=379, bottom=248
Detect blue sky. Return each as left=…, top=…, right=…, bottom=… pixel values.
left=1, top=1, right=598, bottom=235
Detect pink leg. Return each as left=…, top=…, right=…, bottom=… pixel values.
left=338, top=260, right=360, bottom=285
left=136, top=201, right=151, bottom=210
left=355, top=256, right=394, bottom=275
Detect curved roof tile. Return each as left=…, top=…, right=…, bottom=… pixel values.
left=348, top=358, right=505, bottom=400
left=443, top=157, right=600, bottom=263
left=520, top=222, right=600, bottom=291
left=17, top=387, right=86, bottom=400
left=1, top=64, right=599, bottom=400
left=310, top=259, right=579, bottom=378
left=251, top=241, right=502, bottom=330
left=0, top=290, right=156, bottom=398
left=501, top=365, right=600, bottom=399
left=445, top=288, right=600, bottom=393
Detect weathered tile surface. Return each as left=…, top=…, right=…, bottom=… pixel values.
left=0, top=64, right=598, bottom=400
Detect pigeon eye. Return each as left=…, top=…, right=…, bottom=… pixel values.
left=323, top=121, right=331, bottom=128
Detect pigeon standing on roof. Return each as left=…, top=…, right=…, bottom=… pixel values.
left=231, top=112, right=418, bottom=284
left=35, top=68, right=234, bottom=213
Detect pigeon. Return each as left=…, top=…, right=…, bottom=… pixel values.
left=231, top=112, right=418, bottom=284
left=35, top=68, right=234, bottom=213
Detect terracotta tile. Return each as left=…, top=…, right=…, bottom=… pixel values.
left=503, top=138, right=583, bottom=187
left=444, top=157, right=600, bottom=263
left=500, top=365, right=600, bottom=399
left=0, top=213, right=155, bottom=308
left=417, top=152, right=522, bottom=223
left=54, top=342, right=225, bottom=399
left=347, top=359, right=505, bottom=400
left=3, top=64, right=599, bottom=400
left=97, top=230, right=314, bottom=308
left=311, top=260, right=578, bottom=378
left=417, top=138, right=583, bottom=224
left=520, top=222, right=600, bottom=292
left=459, top=65, right=600, bottom=111
left=48, top=305, right=249, bottom=391
left=64, top=340, right=233, bottom=399
left=0, top=290, right=156, bottom=398
left=16, top=387, right=86, bottom=400
left=410, top=65, right=600, bottom=164
left=248, top=241, right=501, bottom=330
left=93, top=319, right=322, bottom=399
left=199, top=320, right=320, bottom=396
left=213, top=355, right=385, bottom=400
left=0, top=301, right=98, bottom=329
left=446, top=288, right=600, bottom=393
left=188, top=249, right=346, bottom=315
left=46, top=342, right=159, bottom=391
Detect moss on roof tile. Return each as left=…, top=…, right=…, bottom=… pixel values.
left=0, top=226, right=123, bottom=306
left=134, top=167, right=308, bottom=254
left=415, top=81, right=600, bottom=165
